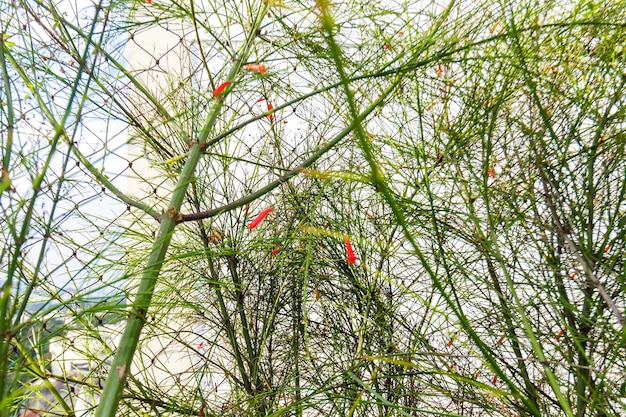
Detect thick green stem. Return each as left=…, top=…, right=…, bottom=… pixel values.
left=0, top=20, right=15, bottom=171
left=93, top=5, right=269, bottom=416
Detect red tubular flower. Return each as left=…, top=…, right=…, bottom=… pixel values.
left=244, top=64, right=266, bottom=74
left=271, top=247, right=280, bottom=255
left=248, top=207, right=273, bottom=230
left=213, top=81, right=230, bottom=97
left=490, top=20, right=501, bottom=34
left=343, top=236, right=359, bottom=264
left=267, top=103, right=274, bottom=121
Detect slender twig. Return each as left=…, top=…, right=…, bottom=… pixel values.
left=540, top=177, right=625, bottom=326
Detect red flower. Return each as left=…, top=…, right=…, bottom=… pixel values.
left=248, top=207, right=273, bottom=230
left=343, top=236, right=359, bottom=264
left=491, top=375, right=498, bottom=385
left=244, top=64, right=266, bottom=74
left=384, top=43, right=391, bottom=50
left=213, top=81, right=230, bottom=97
left=487, top=168, right=496, bottom=178
left=490, top=20, right=501, bottom=34
left=146, top=0, right=152, bottom=3
left=267, top=103, right=274, bottom=121
left=271, top=247, right=280, bottom=255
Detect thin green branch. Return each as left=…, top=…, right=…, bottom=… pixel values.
left=179, top=83, right=394, bottom=223
left=317, top=0, right=545, bottom=415
left=0, top=3, right=105, bottom=410
left=0, top=26, right=15, bottom=171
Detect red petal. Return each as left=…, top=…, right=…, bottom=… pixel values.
left=245, top=64, right=266, bottom=74
left=343, top=236, right=359, bottom=264
left=213, top=81, right=230, bottom=97
left=249, top=207, right=273, bottom=230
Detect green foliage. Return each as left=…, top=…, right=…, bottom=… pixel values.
left=1, top=0, right=625, bottom=416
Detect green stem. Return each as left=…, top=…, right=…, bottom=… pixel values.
left=317, top=1, right=542, bottom=415
left=20, top=2, right=163, bottom=219
left=0, top=3, right=104, bottom=409
left=0, top=20, right=15, bottom=171
left=210, top=256, right=254, bottom=393
left=179, top=84, right=394, bottom=223
left=226, top=256, right=258, bottom=388
left=93, top=4, right=269, bottom=415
